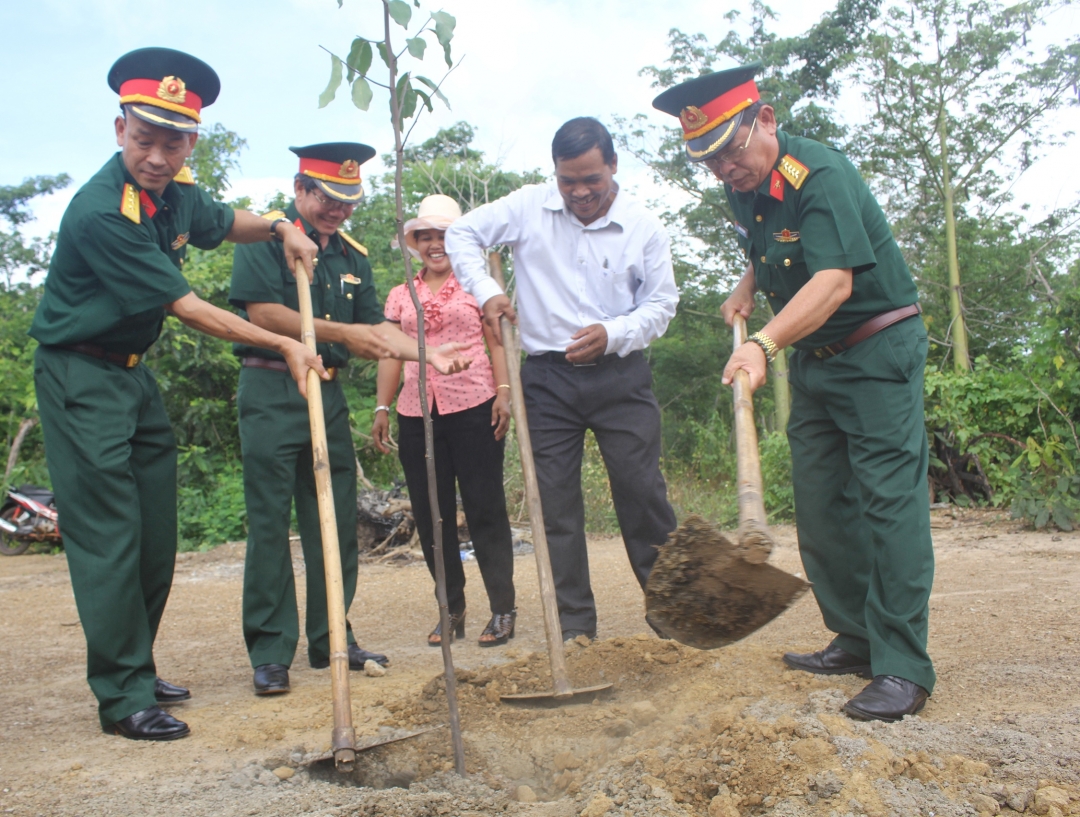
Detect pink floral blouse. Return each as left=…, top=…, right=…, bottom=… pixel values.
left=384, top=270, right=496, bottom=417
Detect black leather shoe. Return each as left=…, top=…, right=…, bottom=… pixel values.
left=843, top=675, right=929, bottom=722
left=782, top=643, right=873, bottom=678
left=106, top=706, right=190, bottom=741
left=253, top=664, right=290, bottom=695
left=310, top=644, right=390, bottom=670
left=154, top=677, right=191, bottom=705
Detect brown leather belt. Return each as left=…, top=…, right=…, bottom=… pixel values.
left=241, top=356, right=337, bottom=380
left=60, top=343, right=142, bottom=368
left=812, top=304, right=922, bottom=359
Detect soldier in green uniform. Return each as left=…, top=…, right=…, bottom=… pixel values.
left=654, top=63, right=935, bottom=722
left=29, top=48, right=329, bottom=741
left=230, top=143, right=470, bottom=695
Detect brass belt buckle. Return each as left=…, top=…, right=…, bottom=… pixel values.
left=126, top=354, right=141, bottom=368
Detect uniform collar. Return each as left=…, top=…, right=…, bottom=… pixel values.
left=542, top=180, right=625, bottom=231
left=113, top=152, right=183, bottom=216
left=753, top=129, right=791, bottom=197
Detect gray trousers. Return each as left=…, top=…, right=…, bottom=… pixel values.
left=520, top=351, right=677, bottom=636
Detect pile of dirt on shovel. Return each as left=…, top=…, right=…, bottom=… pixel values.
left=298, top=634, right=1080, bottom=817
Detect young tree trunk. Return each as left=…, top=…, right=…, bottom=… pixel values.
left=772, top=348, right=790, bottom=432
left=938, top=110, right=971, bottom=372
left=382, top=0, right=466, bottom=776
left=3, top=417, right=37, bottom=488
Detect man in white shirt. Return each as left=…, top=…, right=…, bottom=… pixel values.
left=447, top=117, right=680, bottom=640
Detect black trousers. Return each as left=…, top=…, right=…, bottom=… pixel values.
left=520, top=351, right=677, bottom=636
left=397, top=397, right=515, bottom=617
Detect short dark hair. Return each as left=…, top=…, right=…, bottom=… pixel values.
left=294, top=173, right=319, bottom=192
left=551, top=117, right=616, bottom=165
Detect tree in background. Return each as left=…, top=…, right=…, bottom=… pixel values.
left=852, top=0, right=1080, bottom=370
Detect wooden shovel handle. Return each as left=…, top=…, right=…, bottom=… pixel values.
left=489, top=253, right=573, bottom=698
left=295, top=259, right=356, bottom=768
left=732, top=314, right=775, bottom=563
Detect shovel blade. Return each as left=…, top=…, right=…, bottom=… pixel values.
left=303, top=725, right=444, bottom=766
left=500, top=682, right=613, bottom=704
left=645, top=515, right=810, bottom=650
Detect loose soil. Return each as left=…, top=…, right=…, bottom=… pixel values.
left=0, top=508, right=1077, bottom=816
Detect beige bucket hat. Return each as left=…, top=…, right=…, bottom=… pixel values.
left=393, top=194, right=463, bottom=256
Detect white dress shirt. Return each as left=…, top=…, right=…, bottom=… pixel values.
left=445, top=181, right=679, bottom=357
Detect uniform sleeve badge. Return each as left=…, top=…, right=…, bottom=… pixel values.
left=772, top=229, right=800, bottom=243
left=171, top=232, right=190, bottom=250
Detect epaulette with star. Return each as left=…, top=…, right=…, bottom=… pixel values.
left=777, top=154, right=810, bottom=190
left=173, top=167, right=195, bottom=185
left=260, top=210, right=287, bottom=221
left=120, top=183, right=141, bottom=224
left=337, top=230, right=368, bottom=257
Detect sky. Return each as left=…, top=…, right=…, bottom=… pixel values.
left=3, top=0, right=1080, bottom=240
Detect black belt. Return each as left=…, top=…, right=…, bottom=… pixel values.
left=812, top=304, right=922, bottom=359
left=241, top=356, right=337, bottom=380
left=530, top=351, right=620, bottom=367
left=59, top=343, right=142, bottom=368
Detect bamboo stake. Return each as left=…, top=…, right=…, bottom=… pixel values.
left=294, top=258, right=356, bottom=772
left=732, top=314, right=775, bottom=564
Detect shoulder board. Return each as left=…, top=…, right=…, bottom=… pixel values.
left=120, top=183, right=141, bottom=224
left=778, top=154, right=810, bottom=190
left=173, top=166, right=195, bottom=185
left=338, top=230, right=368, bottom=256
left=260, top=210, right=287, bottom=221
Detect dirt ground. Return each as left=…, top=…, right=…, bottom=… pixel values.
left=0, top=508, right=1078, bottom=817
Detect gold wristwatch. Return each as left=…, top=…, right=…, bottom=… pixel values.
left=747, top=332, right=778, bottom=363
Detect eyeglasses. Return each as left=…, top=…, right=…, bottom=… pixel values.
left=309, top=188, right=355, bottom=213
left=708, top=116, right=758, bottom=166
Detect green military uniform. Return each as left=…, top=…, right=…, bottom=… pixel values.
left=30, top=152, right=235, bottom=727
left=653, top=63, right=935, bottom=697
left=725, top=130, right=936, bottom=694
left=230, top=201, right=382, bottom=669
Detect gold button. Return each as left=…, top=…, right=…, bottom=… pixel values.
left=769, top=291, right=776, bottom=297
left=324, top=314, right=331, bottom=320
left=755, top=215, right=763, bottom=222
left=346, top=293, right=353, bottom=300
left=760, top=256, right=767, bottom=263
left=784, top=258, right=792, bottom=267
left=327, top=284, right=331, bottom=289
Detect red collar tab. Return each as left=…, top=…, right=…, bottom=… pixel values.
left=679, top=79, right=760, bottom=140
left=298, top=157, right=363, bottom=186
left=139, top=189, right=158, bottom=218
left=118, top=78, right=203, bottom=122
left=769, top=169, right=785, bottom=202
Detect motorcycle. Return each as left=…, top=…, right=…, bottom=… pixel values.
left=0, top=484, right=62, bottom=556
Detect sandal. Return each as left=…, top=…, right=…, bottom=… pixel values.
left=428, top=610, right=466, bottom=646
left=479, top=610, right=516, bottom=647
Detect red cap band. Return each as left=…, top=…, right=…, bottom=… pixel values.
left=118, top=78, right=203, bottom=121
left=680, top=79, right=760, bottom=140
left=298, top=157, right=363, bottom=186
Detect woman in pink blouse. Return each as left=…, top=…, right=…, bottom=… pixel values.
left=372, top=195, right=516, bottom=647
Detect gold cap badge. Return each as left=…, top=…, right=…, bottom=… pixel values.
left=157, top=76, right=187, bottom=104
left=679, top=106, right=709, bottom=131
left=338, top=159, right=360, bottom=179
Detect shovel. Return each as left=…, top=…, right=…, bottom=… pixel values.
left=488, top=253, right=612, bottom=703
left=644, top=313, right=809, bottom=650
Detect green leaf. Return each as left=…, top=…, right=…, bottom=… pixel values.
left=414, top=87, right=434, bottom=112
left=431, top=10, right=456, bottom=66
left=351, top=75, right=373, bottom=110
left=1035, top=506, right=1050, bottom=529
left=406, top=37, right=426, bottom=59
left=346, top=38, right=372, bottom=80
left=388, top=0, right=411, bottom=27
left=318, top=54, right=343, bottom=108
left=401, top=85, right=418, bottom=120
left=414, top=75, right=450, bottom=108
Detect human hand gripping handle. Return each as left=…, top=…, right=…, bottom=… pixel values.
left=481, top=295, right=517, bottom=347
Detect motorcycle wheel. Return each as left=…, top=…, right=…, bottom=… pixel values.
left=0, top=504, right=32, bottom=556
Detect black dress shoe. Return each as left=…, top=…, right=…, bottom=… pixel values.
left=253, top=664, right=290, bottom=695
left=843, top=675, right=929, bottom=722
left=782, top=643, right=873, bottom=678
left=154, top=677, right=191, bottom=704
left=106, top=706, right=190, bottom=741
left=310, top=644, right=390, bottom=670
